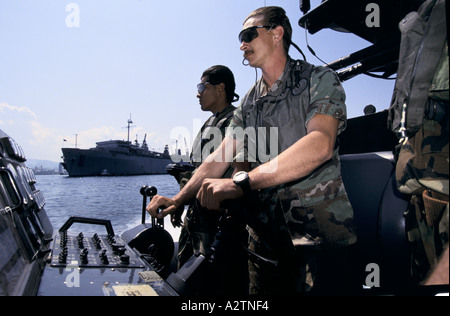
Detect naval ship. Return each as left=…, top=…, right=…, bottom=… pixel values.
left=0, top=0, right=448, bottom=298
left=61, top=118, right=187, bottom=177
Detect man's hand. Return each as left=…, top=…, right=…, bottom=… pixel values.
left=146, top=195, right=181, bottom=219
left=197, top=178, right=243, bottom=210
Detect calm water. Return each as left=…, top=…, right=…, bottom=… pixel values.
left=36, top=174, right=182, bottom=239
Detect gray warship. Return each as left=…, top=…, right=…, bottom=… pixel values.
left=61, top=118, right=187, bottom=177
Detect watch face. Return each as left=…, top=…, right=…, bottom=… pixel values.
left=234, top=171, right=247, bottom=182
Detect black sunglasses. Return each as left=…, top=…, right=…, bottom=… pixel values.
left=197, top=82, right=211, bottom=94
left=238, top=25, right=274, bottom=43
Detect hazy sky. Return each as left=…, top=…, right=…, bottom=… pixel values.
left=0, top=0, right=395, bottom=162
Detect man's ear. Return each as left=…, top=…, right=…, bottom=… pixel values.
left=217, top=82, right=226, bottom=95
left=273, top=25, right=284, bottom=45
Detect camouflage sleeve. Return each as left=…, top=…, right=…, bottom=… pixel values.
left=306, top=66, right=347, bottom=134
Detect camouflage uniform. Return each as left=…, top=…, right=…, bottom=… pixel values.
left=388, top=0, right=449, bottom=283
left=226, top=57, right=357, bottom=294
left=177, top=105, right=236, bottom=267
left=395, top=54, right=449, bottom=282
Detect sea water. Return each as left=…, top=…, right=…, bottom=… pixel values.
left=36, top=174, right=182, bottom=239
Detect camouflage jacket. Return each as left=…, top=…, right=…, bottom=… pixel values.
left=179, top=105, right=236, bottom=188
left=227, top=57, right=357, bottom=248
left=191, top=105, right=236, bottom=168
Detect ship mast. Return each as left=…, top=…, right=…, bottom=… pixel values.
left=127, top=115, right=133, bottom=142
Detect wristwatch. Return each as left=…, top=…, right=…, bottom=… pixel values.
left=233, top=171, right=251, bottom=195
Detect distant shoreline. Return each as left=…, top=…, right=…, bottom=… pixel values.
left=27, top=159, right=66, bottom=176
left=34, top=170, right=62, bottom=176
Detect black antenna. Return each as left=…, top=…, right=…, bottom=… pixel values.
left=300, top=0, right=310, bottom=14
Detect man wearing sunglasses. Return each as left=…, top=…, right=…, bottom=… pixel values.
left=148, top=6, right=357, bottom=295
left=170, top=65, right=249, bottom=294
left=174, top=65, right=237, bottom=262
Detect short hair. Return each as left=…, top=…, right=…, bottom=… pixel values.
left=243, top=6, right=292, bottom=55
left=202, top=65, right=239, bottom=103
